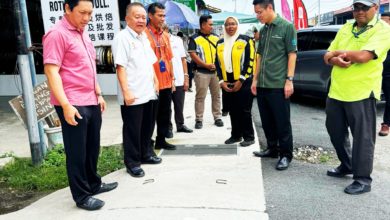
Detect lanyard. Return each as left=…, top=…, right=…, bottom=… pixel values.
left=351, top=19, right=378, bottom=38
left=147, top=27, right=164, bottom=58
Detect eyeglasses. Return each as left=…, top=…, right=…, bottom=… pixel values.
left=224, top=22, right=237, bottom=27
left=352, top=4, right=374, bottom=12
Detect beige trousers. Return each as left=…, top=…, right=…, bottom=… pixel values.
left=194, top=70, right=222, bottom=121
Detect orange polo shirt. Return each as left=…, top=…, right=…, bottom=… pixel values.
left=145, top=25, right=173, bottom=90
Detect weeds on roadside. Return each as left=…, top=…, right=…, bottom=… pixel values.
left=0, top=145, right=124, bottom=192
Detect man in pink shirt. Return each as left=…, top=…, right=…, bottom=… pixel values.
left=43, top=0, right=117, bottom=211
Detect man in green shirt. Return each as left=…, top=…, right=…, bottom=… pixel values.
left=251, top=0, right=297, bottom=171
left=323, top=0, right=390, bottom=195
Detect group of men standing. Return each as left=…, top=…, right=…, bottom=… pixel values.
left=42, top=0, right=390, bottom=211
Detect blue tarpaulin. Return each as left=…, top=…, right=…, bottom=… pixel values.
left=164, top=1, right=199, bottom=29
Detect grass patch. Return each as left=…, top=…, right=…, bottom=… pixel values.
left=0, top=145, right=124, bottom=192
left=319, top=154, right=333, bottom=163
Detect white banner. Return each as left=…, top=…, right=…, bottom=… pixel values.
left=40, top=0, right=120, bottom=46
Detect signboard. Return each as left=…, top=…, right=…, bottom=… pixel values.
left=174, top=0, right=196, bottom=12
left=9, top=81, right=54, bottom=127
left=40, top=0, right=120, bottom=46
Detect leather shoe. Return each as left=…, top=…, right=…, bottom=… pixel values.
left=224, top=137, right=242, bottom=144
left=253, top=149, right=278, bottom=158
left=195, top=120, right=203, bottom=129
left=155, top=141, right=176, bottom=150
left=76, top=197, right=105, bottom=211
left=344, top=181, right=371, bottom=195
left=276, top=157, right=290, bottom=170
left=214, top=119, right=224, bottom=127
left=127, top=167, right=145, bottom=177
left=142, top=156, right=162, bottom=164
left=327, top=166, right=352, bottom=178
left=165, top=129, right=173, bottom=139
left=240, top=140, right=255, bottom=147
left=222, top=111, right=228, bottom=116
left=94, top=182, right=118, bottom=195
left=177, top=125, right=193, bottom=133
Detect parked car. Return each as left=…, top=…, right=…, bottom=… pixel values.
left=294, top=25, right=342, bottom=99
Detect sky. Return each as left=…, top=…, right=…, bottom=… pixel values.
left=203, top=0, right=354, bottom=18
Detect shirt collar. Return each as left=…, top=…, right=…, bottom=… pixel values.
left=352, top=16, right=378, bottom=30
left=270, top=14, right=283, bottom=26
left=126, top=26, right=145, bottom=39
left=62, top=16, right=82, bottom=33
left=148, top=24, right=163, bottom=36
left=198, top=30, right=210, bottom=37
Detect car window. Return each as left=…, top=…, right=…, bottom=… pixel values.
left=310, top=31, right=337, bottom=50
left=297, top=32, right=312, bottom=52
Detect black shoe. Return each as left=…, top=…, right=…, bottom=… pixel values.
left=188, top=88, right=193, bottom=92
left=214, top=119, right=224, bottom=127
left=166, top=129, right=173, bottom=139
left=76, top=197, right=105, bottom=211
left=177, top=125, right=193, bottom=133
left=195, top=120, right=203, bottom=129
left=327, top=166, right=352, bottom=178
left=344, top=181, right=371, bottom=195
left=222, top=111, right=228, bottom=116
left=94, top=182, right=118, bottom=195
left=142, top=156, right=162, bottom=164
left=240, top=140, right=255, bottom=147
left=276, top=157, right=290, bottom=170
left=127, top=167, right=145, bottom=178
left=253, top=149, right=278, bottom=158
left=155, top=141, right=176, bottom=150
left=224, top=137, right=242, bottom=144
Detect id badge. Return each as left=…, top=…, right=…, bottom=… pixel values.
left=159, top=60, right=167, bottom=73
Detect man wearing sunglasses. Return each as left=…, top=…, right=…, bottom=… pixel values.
left=323, top=0, right=390, bottom=195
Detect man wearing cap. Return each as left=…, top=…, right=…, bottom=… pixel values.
left=323, top=0, right=390, bottom=195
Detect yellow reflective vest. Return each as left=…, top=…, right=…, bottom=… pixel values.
left=215, top=35, right=256, bottom=82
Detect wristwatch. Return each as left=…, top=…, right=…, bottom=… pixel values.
left=286, top=76, right=294, bottom=81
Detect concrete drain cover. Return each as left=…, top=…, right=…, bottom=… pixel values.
left=161, top=144, right=237, bottom=155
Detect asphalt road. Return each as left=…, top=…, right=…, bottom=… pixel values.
left=252, top=96, right=390, bottom=220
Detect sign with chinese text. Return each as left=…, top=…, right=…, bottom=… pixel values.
left=40, top=0, right=120, bottom=46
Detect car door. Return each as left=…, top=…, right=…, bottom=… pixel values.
left=295, top=30, right=313, bottom=89
left=299, top=30, right=336, bottom=94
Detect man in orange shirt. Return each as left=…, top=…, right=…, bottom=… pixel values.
left=145, top=2, right=176, bottom=150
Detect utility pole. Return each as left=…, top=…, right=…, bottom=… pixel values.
left=14, top=0, right=43, bottom=165
left=19, top=0, right=48, bottom=156
left=234, top=0, right=237, bottom=13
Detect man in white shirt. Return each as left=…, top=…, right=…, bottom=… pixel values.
left=112, top=2, right=161, bottom=178
left=163, top=25, right=193, bottom=133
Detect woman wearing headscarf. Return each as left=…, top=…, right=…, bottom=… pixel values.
left=215, top=16, right=256, bottom=147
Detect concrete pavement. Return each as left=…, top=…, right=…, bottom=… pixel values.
left=0, top=92, right=268, bottom=219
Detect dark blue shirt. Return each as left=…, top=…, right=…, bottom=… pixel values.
left=384, top=51, right=390, bottom=78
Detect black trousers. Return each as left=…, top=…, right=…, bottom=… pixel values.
left=256, top=88, right=293, bottom=159
left=326, top=97, right=376, bottom=185
left=225, top=79, right=254, bottom=141
left=170, top=86, right=185, bottom=129
left=187, top=62, right=194, bottom=89
left=55, top=105, right=102, bottom=204
left=222, top=89, right=229, bottom=113
left=382, top=77, right=390, bottom=125
left=156, top=88, right=172, bottom=143
left=121, top=100, right=158, bottom=169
